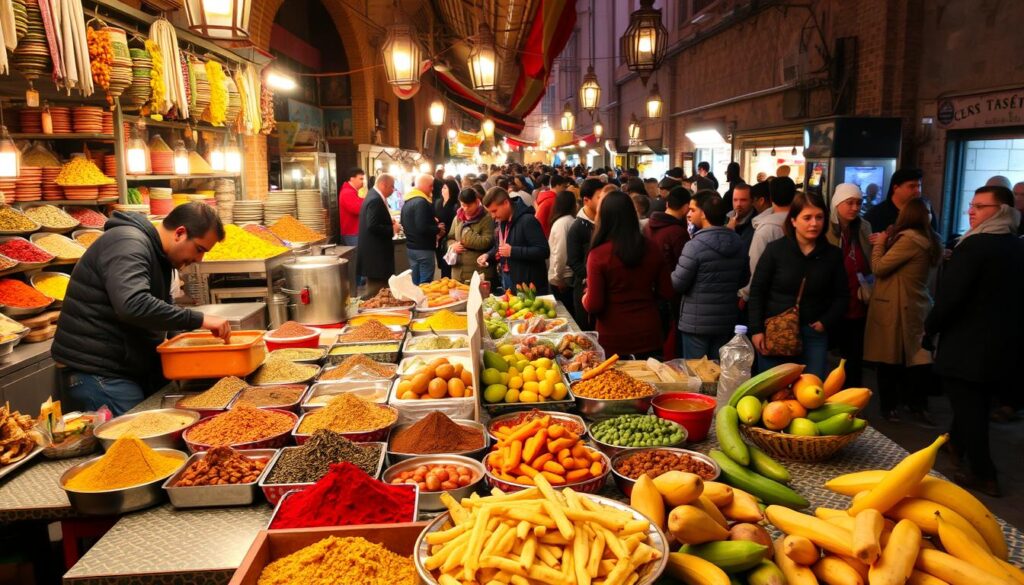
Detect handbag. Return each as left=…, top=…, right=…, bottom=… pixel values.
left=763, top=278, right=805, bottom=357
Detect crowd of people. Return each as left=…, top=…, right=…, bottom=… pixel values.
left=348, top=161, right=1024, bottom=497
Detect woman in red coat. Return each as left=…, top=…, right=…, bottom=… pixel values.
left=583, top=191, right=674, bottom=358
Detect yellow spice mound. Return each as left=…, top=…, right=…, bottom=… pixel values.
left=203, top=224, right=288, bottom=261
left=257, top=536, right=417, bottom=585
left=65, top=437, right=182, bottom=492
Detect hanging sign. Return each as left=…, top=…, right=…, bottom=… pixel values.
left=936, top=88, right=1024, bottom=129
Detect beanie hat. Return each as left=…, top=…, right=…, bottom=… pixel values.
left=830, top=183, right=862, bottom=223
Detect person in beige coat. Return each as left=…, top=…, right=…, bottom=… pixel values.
left=446, top=187, right=495, bottom=284
left=863, top=198, right=943, bottom=424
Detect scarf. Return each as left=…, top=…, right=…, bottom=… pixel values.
left=456, top=205, right=485, bottom=224
left=403, top=187, right=430, bottom=203
left=957, top=204, right=1021, bottom=246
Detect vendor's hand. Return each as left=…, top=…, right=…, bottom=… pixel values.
left=752, top=333, right=768, bottom=355
left=392, top=221, right=401, bottom=235
left=453, top=242, right=466, bottom=253
left=203, top=315, right=232, bottom=341
left=810, top=321, right=825, bottom=333
left=727, top=216, right=737, bottom=230
left=498, top=242, right=512, bottom=258
left=868, top=232, right=885, bottom=246
left=477, top=254, right=489, bottom=267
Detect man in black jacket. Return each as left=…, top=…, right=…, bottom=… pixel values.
left=478, top=187, right=549, bottom=294
left=357, top=173, right=400, bottom=297
left=53, top=204, right=229, bottom=415
left=400, top=174, right=442, bottom=285
left=566, top=179, right=606, bottom=328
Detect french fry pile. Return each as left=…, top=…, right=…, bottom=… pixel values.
left=0, top=403, right=37, bottom=465
left=419, top=278, right=470, bottom=307
left=487, top=415, right=605, bottom=487
left=425, top=474, right=663, bottom=585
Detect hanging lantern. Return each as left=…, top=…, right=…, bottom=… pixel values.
left=447, top=127, right=458, bottom=141
left=0, top=127, right=19, bottom=179
left=429, top=100, right=446, bottom=126
left=381, top=23, right=423, bottom=90
left=578, top=65, right=601, bottom=113
left=173, top=139, right=190, bottom=176
left=184, top=0, right=253, bottom=40
left=560, top=103, right=575, bottom=133
left=126, top=127, right=149, bottom=175
left=468, top=22, right=499, bottom=92
left=593, top=118, right=603, bottom=139
left=628, top=114, right=641, bottom=140
left=646, top=84, right=663, bottom=118
left=621, top=0, right=668, bottom=84
left=481, top=117, right=495, bottom=138
left=539, top=119, right=555, bottom=147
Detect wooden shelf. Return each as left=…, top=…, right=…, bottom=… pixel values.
left=11, top=199, right=117, bottom=207
left=11, top=133, right=114, bottom=140
left=121, top=115, right=234, bottom=134
left=125, top=173, right=240, bottom=181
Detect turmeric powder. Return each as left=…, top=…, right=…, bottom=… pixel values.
left=64, top=437, right=184, bottom=492
left=257, top=536, right=417, bottom=585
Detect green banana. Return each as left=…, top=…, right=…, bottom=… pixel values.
left=728, top=363, right=805, bottom=407
left=806, top=403, right=859, bottom=422
left=679, top=541, right=769, bottom=573
left=710, top=449, right=809, bottom=508
left=748, top=444, right=791, bottom=483
left=815, top=412, right=856, bottom=435
left=716, top=405, right=750, bottom=466
left=747, top=560, right=786, bottom=585
left=849, top=418, right=867, bottom=431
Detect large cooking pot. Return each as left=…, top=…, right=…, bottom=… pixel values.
left=282, top=256, right=349, bottom=325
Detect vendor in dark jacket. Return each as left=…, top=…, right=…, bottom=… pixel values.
left=434, top=178, right=461, bottom=279
left=357, top=174, right=400, bottom=297
left=644, top=186, right=691, bottom=358
left=566, top=179, right=607, bottom=328
left=864, top=168, right=938, bottom=233
left=400, top=174, right=442, bottom=285
left=726, top=183, right=756, bottom=253
left=53, top=204, right=230, bottom=415
left=748, top=192, right=848, bottom=379
left=478, top=187, right=550, bottom=294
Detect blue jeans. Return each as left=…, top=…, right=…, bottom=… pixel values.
left=756, top=324, right=829, bottom=379
left=341, top=234, right=359, bottom=247
left=407, top=248, right=436, bottom=285
left=680, top=331, right=734, bottom=360
left=65, top=371, right=145, bottom=416
left=500, top=271, right=514, bottom=295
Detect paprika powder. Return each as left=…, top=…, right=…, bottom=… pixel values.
left=0, top=279, right=53, bottom=307
left=269, top=462, right=415, bottom=529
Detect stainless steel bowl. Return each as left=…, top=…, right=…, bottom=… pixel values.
left=486, top=410, right=587, bottom=442
left=381, top=454, right=485, bottom=511
left=573, top=392, right=655, bottom=421
left=413, top=492, right=669, bottom=585
left=60, top=448, right=188, bottom=515
left=609, top=447, right=720, bottom=497
left=162, top=448, right=277, bottom=508
left=587, top=416, right=688, bottom=459
left=388, top=419, right=489, bottom=462
left=266, top=347, right=328, bottom=364
left=94, top=408, right=201, bottom=451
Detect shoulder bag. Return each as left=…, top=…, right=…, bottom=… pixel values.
left=763, top=278, right=805, bottom=357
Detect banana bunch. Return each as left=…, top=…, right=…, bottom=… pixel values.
left=762, top=435, right=1020, bottom=585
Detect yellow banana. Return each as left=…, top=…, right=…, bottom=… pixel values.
left=774, top=538, right=820, bottom=585
left=852, top=508, right=882, bottom=564
left=694, top=494, right=729, bottom=528
left=915, top=549, right=1015, bottom=585
left=666, top=552, right=730, bottom=585
left=997, top=560, right=1024, bottom=585
left=766, top=505, right=853, bottom=557
left=784, top=535, right=820, bottom=565
left=887, top=498, right=991, bottom=552
left=837, top=555, right=870, bottom=582
left=813, top=555, right=864, bottom=585
left=848, top=434, right=947, bottom=516
left=701, top=481, right=734, bottom=507
left=869, top=519, right=921, bottom=585
left=720, top=487, right=763, bottom=523
left=936, top=514, right=1017, bottom=584
left=825, top=515, right=856, bottom=532
left=814, top=507, right=848, bottom=520
left=909, top=570, right=952, bottom=585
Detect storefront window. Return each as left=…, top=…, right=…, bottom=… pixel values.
left=737, top=144, right=805, bottom=186
left=953, top=137, right=1024, bottom=235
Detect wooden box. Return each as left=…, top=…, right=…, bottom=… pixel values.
left=229, top=522, right=429, bottom=585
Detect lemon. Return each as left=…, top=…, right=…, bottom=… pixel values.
left=505, top=388, right=520, bottom=403
left=484, top=384, right=508, bottom=403
left=545, top=369, right=560, bottom=383
left=552, top=382, right=568, bottom=400
left=508, top=376, right=524, bottom=390
left=497, top=344, right=515, bottom=356
left=519, top=390, right=539, bottom=403
left=523, top=366, right=537, bottom=383
left=481, top=368, right=502, bottom=386
left=523, top=381, right=540, bottom=395
left=538, top=379, right=554, bottom=397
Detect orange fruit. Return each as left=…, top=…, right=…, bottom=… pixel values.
left=460, top=369, right=473, bottom=387
left=427, top=377, right=449, bottom=398
left=410, top=373, right=431, bottom=395
left=436, top=364, right=456, bottom=380
left=762, top=401, right=793, bottom=431
left=448, top=378, right=466, bottom=397
left=781, top=399, right=808, bottom=419
left=397, top=379, right=413, bottom=395
left=794, top=382, right=826, bottom=409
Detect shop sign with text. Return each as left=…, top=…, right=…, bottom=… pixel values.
left=936, top=88, right=1024, bottom=129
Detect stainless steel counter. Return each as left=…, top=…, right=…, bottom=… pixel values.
left=0, top=339, right=57, bottom=415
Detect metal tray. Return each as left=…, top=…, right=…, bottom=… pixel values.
left=380, top=454, right=485, bottom=512
left=162, top=448, right=278, bottom=508
left=335, top=324, right=406, bottom=344
left=302, top=380, right=392, bottom=410
left=395, top=354, right=474, bottom=376
left=326, top=342, right=401, bottom=365
left=60, top=448, right=188, bottom=515
left=292, top=405, right=397, bottom=443
left=0, top=207, right=41, bottom=235
left=93, top=408, right=201, bottom=451
left=266, top=346, right=328, bottom=364
left=357, top=300, right=417, bottom=314
left=0, top=236, right=54, bottom=270
left=0, top=444, right=43, bottom=482
left=481, top=369, right=577, bottom=416
left=407, top=313, right=468, bottom=337
left=247, top=363, right=321, bottom=387
left=29, top=232, right=86, bottom=260
left=317, top=362, right=398, bottom=384
left=258, top=442, right=388, bottom=506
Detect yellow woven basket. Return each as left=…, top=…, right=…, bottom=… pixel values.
left=739, top=424, right=866, bottom=462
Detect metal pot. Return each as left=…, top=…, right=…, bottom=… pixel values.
left=282, top=256, right=349, bottom=325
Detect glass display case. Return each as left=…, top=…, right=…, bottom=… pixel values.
left=279, top=152, right=339, bottom=240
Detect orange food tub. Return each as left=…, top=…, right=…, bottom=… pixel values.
left=157, top=331, right=267, bottom=380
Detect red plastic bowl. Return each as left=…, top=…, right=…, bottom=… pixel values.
left=652, top=392, right=717, bottom=442
left=264, top=327, right=321, bottom=351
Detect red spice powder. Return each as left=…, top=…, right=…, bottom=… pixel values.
left=269, top=462, right=415, bottom=529
left=0, top=240, right=52, bottom=263
left=272, top=321, right=316, bottom=338
left=66, top=207, right=107, bottom=228
left=0, top=279, right=52, bottom=307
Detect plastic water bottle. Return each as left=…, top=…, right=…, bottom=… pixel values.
left=717, top=325, right=755, bottom=406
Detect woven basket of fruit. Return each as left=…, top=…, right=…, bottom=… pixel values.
left=739, top=424, right=865, bottom=462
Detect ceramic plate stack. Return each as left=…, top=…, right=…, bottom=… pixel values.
left=149, top=136, right=173, bottom=174
left=295, top=189, right=325, bottom=234
left=50, top=107, right=71, bottom=133
left=189, top=58, right=210, bottom=122
left=105, top=27, right=132, bottom=100
left=72, top=107, right=104, bottom=134
left=11, top=0, right=50, bottom=82
left=263, top=191, right=296, bottom=225
left=0, top=179, right=16, bottom=204
left=103, top=155, right=117, bottom=177
left=103, top=112, right=114, bottom=136
left=18, top=108, right=41, bottom=133
left=99, top=183, right=118, bottom=200
left=12, top=0, right=26, bottom=42
left=124, top=49, right=152, bottom=112
left=41, top=167, right=61, bottom=200
left=14, top=166, right=41, bottom=201
left=233, top=200, right=262, bottom=224
left=224, top=76, right=241, bottom=126
left=214, top=179, right=235, bottom=223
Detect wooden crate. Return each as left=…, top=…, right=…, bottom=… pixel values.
left=229, top=522, right=428, bottom=585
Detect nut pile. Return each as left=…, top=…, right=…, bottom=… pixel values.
left=359, top=288, right=411, bottom=309
left=178, top=376, right=247, bottom=409
left=320, top=354, right=397, bottom=381
left=0, top=208, right=37, bottom=232
left=614, top=449, right=717, bottom=480
left=33, top=235, right=84, bottom=259
left=173, top=446, right=267, bottom=486
left=336, top=320, right=401, bottom=343
left=571, top=369, right=655, bottom=400
left=25, top=206, right=78, bottom=228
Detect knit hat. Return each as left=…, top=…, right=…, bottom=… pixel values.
left=830, top=183, right=862, bottom=224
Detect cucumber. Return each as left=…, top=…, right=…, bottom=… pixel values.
left=728, top=363, right=805, bottom=407
left=679, top=541, right=769, bottom=573
left=716, top=405, right=750, bottom=466
left=710, top=449, right=809, bottom=508
left=748, top=444, right=791, bottom=483
left=806, top=403, right=859, bottom=423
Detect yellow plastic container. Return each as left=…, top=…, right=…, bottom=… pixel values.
left=157, top=331, right=266, bottom=380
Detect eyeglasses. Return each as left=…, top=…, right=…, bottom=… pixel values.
left=967, top=203, right=1001, bottom=211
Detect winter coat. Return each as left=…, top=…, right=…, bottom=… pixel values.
left=863, top=230, right=935, bottom=366
left=740, top=209, right=787, bottom=299
left=728, top=208, right=755, bottom=255
left=547, top=215, right=574, bottom=288
left=356, top=189, right=395, bottom=279
left=487, top=203, right=550, bottom=293
left=826, top=218, right=873, bottom=273
left=925, top=232, right=1024, bottom=383
left=672, top=226, right=748, bottom=335
left=53, top=212, right=204, bottom=385
left=566, top=209, right=596, bottom=325
left=643, top=211, right=689, bottom=269
left=447, top=210, right=495, bottom=283
left=400, top=192, right=439, bottom=251
left=534, top=190, right=556, bottom=238
left=338, top=181, right=362, bottom=236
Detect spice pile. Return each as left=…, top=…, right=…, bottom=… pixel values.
left=298, top=393, right=396, bottom=434
left=0, top=279, right=52, bottom=307
left=173, top=446, right=267, bottom=487
left=178, top=376, right=247, bottom=409
left=268, top=214, right=324, bottom=243
left=25, top=206, right=78, bottom=229
left=33, top=235, right=84, bottom=260
left=22, top=148, right=61, bottom=167
left=186, top=403, right=294, bottom=446
left=614, top=449, right=718, bottom=481
left=234, top=385, right=305, bottom=408
left=359, top=288, right=412, bottom=309
left=390, top=412, right=483, bottom=454
left=389, top=462, right=477, bottom=492
left=265, top=429, right=382, bottom=483
left=410, top=309, right=467, bottom=332
left=0, top=256, right=15, bottom=272
left=65, top=207, right=107, bottom=228
left=268, top=348, right=324, bottom=362
left=64, top=437, right=183, bottom=492
left=328, top=343, right=398, bottom=357
left=0, top=207, right=37, bottom=232
left=251, top=356, right=318, bottom=385
left=74, top=232, right=102, bottom=248
left=202, top=224, right=287, bottom=261
left=0, top=239, right=52, bottom=263
left=336, top=320, right=402, bottom=343
left=268, top=462, right=415, bottom=529
left=406, top=335, right=468, bottom=351
left=97, top=411, right=195, bottom=439
left=320, top=354, right=397, bottom=381
left=348, top=312, right=411, bottom=327
left=241, top=224, right=285, bottom=247
left=572, top=369, right=656, bottom=400
left=55, top=158, right=115, bottom=186
left=270, top=320, right=315, bottom=338
left=256, top=536, right=417, bottom=585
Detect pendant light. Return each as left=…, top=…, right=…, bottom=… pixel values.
left=539, top=119, right=555, bottom=147
left=225, top=135, right=242, bottom=173
left=184, top=0, right=253, bottom=40
left=447, top=127, right=458, bottom=141
left=791, top=146, right=798, bottom=156
left=429, top=99, right=446, bottom=126
left=381, top=15, right=423, bottom=91
left=645, top=83, right=663, bottom=118
left=468, top=22, right=499, bottom=92
left=0, top=105, right=19, bottom=178
left=622, top=0, right=668, bottom=84
left=173, top=137, right=190, bottom=176
left=125, top=124, right=149, bottom=175
left=593, top=116, right=603, bottom=139
left=560, top=103, right=575, bottom=133
left=481, top=117, right=495, bottom=138
left=628, top=114, right=641, bottom=140
left=770, top=145, right=777, bottom=157
left=579, top=65, right=601, bottom=113
left=209, top=134, right=225, bottom=171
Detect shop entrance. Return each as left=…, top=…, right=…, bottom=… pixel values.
left=944, top=129, right=1024, bottom=237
